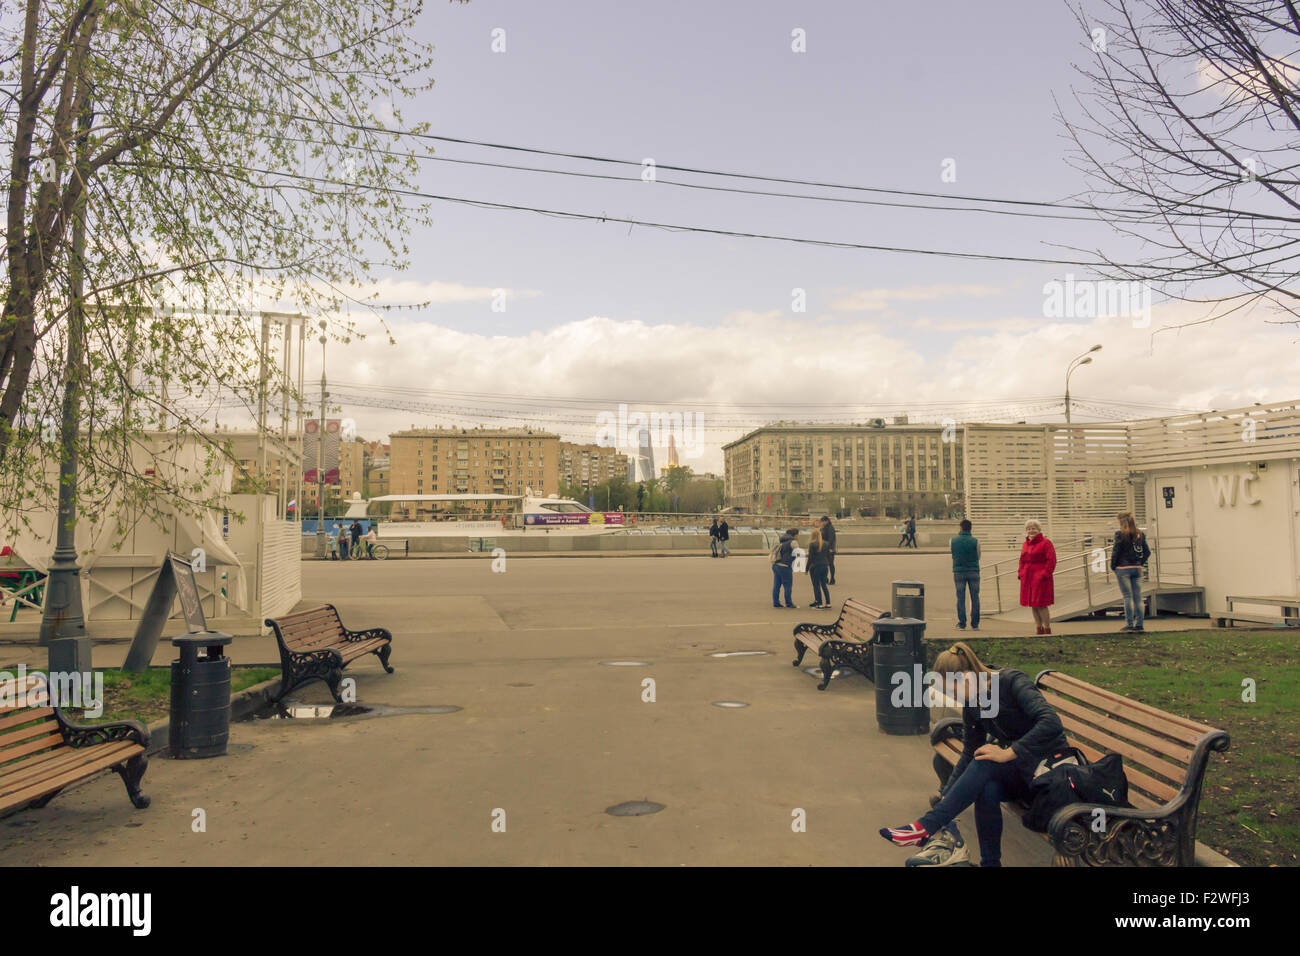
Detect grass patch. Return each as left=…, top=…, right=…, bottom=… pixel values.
left=70, top=666, right=280, bottom=726
left=925, top=629, right=1299, bottom=866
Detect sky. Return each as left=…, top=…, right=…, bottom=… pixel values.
left=271, top=0, right=1300, bottom=474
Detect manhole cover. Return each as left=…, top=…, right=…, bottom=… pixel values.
left=802, top=666, right=859, bottom=680
left=711, top=700, right=750, bottom=708
left=605, top=800, right=666, bottom=817
left=600, top=661, right=651, bottom=667
left=707, top=650, right=771, bottom=658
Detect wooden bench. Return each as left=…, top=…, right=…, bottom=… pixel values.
left=931, top=669, right=1229, bottom=866
left=265, top=604, right=394, bottom=702
left=1, top=674, right=150, bottom=816
left=791, top=599, right=888, bottom=690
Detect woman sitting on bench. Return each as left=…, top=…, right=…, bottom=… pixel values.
left=879, top=642, right=1067, bottom=867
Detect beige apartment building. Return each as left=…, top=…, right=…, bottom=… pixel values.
left=389, top=428, right=560, bottom=510
left=559, top=442, right=629, bottom=490
left=723, top=422, right=964, bottom=514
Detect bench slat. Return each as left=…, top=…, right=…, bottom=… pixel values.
left=0, top=740, right=137, bottom=791
left=1054, top=712, right=1188, bottom=786
left=0, top=728, right=64, bottom=764
left=0, top=708, right=57, bottom=733
left=1039, top=691, right=1195, bottom=765
left=0, top=743, right=145, bottom=813
left=1038, top=673, right=1211, bottom=746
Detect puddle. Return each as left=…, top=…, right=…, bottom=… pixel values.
left=605, top=800, right=665, bottom=817
left=707, top=650, right=771, bottom=658
left=802, top=666, right=862, bottom=681
left=243, top=701, right=462, bottom=721
left=710, top=700, right=750, bottom=708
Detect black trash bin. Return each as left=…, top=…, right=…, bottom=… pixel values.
left=891, top=580, right=925, bottom=621
left=170, top=631, right=233, bottom=759
left=871, top=616, right=929, bottom=735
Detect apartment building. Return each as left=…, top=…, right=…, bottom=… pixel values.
left=559, top=442, right=629, bottom=490
left=389, top=428, right=560, bottom=509
left=722, top=422, right=964, bottom=513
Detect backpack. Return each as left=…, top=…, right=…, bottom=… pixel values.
left=768, top=538, right=783, bottom=563
left=1023, top=750, right=1131, bottom=833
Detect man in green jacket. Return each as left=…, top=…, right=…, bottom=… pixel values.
left=951, top=519, right=981, bottom=630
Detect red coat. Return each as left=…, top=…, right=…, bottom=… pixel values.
left=1019, top=534, right=1056, bottom=608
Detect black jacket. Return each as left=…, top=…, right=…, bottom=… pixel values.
left=807, top=542, right=831, bottom=569
left=773, top=533, right=796, bottom=566
left=952, top=669, right=1068, bottom=785
left=821, top=522, right=836, bottom=549
left=1110, top=531, right=1151, bottom=569
left=349, top=521, right=362, bottom=541
left=717, top=522, right=729, bottom=540
left=709, top=522, right=719, bottom=538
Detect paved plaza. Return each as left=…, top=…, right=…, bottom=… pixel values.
left=2, top=551, right=1200, bottom=866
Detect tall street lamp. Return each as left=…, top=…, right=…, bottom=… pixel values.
left=315, top=321, right=328, bottom=559
left=1064, top=344, right=1103, bottom=424
left=40, top=90, right=95, bottom=673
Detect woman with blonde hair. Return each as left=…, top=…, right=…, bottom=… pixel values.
left=880, top=641, right=1067, bottom=867
left=805, top=527, right=832, bottom=609
left=1111, top=511, right=1151, bottom=632
left=1019, top=519, right=1056, bottom=634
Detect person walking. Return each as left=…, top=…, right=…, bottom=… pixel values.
left=770, top=528, right=798, bottom=609
left=906, top=515, right=918, bottom=548
left=951, top=519, right=981, bottom=630
left=717, top=517, right=730, bottom=558
left=897, top=519, right=909, bottom=548
left=819, top=515, right=837, bottom=584
left=1111, top=511, right=1152, bottom=633
left=1019, top=519, right=1056, bottom=634
left=336, top=523, right=350, bottom=560
left=709, top=518, right=720, bottom=558
left=879, top=642, right=1068, bottom=867
left=806, top=527, right=832, bottom=609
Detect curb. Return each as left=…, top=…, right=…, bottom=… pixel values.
left=144, top=675, right=283, bottom=757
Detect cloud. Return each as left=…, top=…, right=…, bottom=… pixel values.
left=214, top=297, right=1300, bottom=474
left=831, top=283, right=1005, bottom=312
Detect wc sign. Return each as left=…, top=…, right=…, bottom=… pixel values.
left=1210, top=472, right=1261, bottom=507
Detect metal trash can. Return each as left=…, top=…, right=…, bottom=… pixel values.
left=871, top=616, right=929, bottom=735
left=169, top=631, right=233, bottom=759
left=891, top=580, right=925, bottom=621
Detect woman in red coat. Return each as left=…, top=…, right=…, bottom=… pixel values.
left=1018, top=519, right=1056, bottom=634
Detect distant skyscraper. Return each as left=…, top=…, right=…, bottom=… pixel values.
left=627, top=427, right=656, bottom=482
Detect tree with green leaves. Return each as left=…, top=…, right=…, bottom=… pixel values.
left=1, top=0, right=463, bottom=537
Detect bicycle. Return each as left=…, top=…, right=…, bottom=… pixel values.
left=370, top=544, right=389, bottom=560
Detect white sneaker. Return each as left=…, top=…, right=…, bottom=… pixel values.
left=905, top=826, right=971, bottom=867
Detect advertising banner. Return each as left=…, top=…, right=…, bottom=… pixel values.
left=524, top=512, right=626, bottom=527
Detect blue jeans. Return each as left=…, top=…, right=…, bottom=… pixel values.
left=1116, top=567, right=1144, bottom=627
left=720, top=539, right=729, bottom=557
left=772, top=564, right=794, bottom=607
left=710, top=537, right=719, bottom=556
left=919, top=758, right=1028, bottom=867
left=954, top=571, right=980, bottom=627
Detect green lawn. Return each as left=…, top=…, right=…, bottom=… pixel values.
left=925, top=629, right=1299, bottom=866
left=74, top=666, right=280, bottom=726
